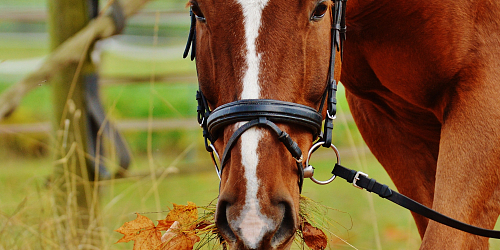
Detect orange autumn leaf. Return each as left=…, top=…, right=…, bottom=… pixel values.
left=156, top=220, right=175, bottom=232
left=159, top=221, right=200, bottom=250
left=115, top=213, right=162, bottom=250
left=301, top=221, right=328, bottom=250
left=159, top=202, right=198, bottom=231
left=116, top=202, right=202, bottom=250
left=161, top=231, right=200, bottom=250
left=156, top=202, right=200, bottom=250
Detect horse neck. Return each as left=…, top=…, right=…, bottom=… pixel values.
left=346, top=0, right=466, bottom=33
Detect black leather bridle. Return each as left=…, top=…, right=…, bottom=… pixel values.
left=183, top=0, right=500, bottom=240
left=185, top=0, right=346, bottom=192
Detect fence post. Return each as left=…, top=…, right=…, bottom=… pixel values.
left=47, top=0, right=101, bottom=247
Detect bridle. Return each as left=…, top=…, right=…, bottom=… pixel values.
left=184, top=0, right=347, bottom=193
left=182, top=0, right=500, bottom=240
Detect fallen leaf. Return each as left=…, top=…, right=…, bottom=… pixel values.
left=162, top=232, right=200, bottom=249
left=159, top=221, right=200, bottom=250
left=116, top=202, right=202, bottom=250
left=301, top=221, right=328, bottom=250
left=157, top=202, right=200, bottom=250
left=161, top=202, right=198, bottom=231
left=156, top=220, right=175, bottom=231
left=115, top=213, right=162, bottom=250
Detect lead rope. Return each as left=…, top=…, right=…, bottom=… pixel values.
left=331, top=163, right=500, bottom=239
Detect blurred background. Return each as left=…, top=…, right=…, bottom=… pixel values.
left=0, top=0, right=434, bottom=249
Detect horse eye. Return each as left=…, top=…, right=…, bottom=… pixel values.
left=191, top=5, right=206, bottom=22
left=311, top=3, right=328, bottom=21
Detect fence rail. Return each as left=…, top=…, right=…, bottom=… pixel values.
left=0, top=118, right=199, bottom=134
left=0, top=114, right=354, bottom=134
left=100, top=73, right=198, bottom=85
left=0, top=9, right=188, bottom=22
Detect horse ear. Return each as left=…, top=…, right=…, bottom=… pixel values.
left=183, top=8, right=196, bottom=61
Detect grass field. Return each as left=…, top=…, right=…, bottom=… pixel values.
left=0, top=139, right=425, bottom=250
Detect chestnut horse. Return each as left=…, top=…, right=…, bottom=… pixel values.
left=187, top=0, right=500, bottom=249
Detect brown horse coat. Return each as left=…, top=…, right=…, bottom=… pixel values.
left=344, top=0, right=500, bottom=248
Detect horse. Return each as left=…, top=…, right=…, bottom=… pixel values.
left=186, top=0, right=500, bottom=249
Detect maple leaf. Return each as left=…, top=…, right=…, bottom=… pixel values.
left=159, top=221, right=200, bottom=250
left=156, top=219, right=175, bottom=232
left=301, top=221, right=328, bottom=250
left=115, top=213, right=162, bottom=250
left=116, top=202, right=204, bottom=250
left=156, top=202, right=200, bottom=250
left=161, top=202, right=198, bottom=231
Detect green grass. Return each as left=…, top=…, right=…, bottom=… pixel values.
left=3, top=153, right=499, bottom=249
left=100, top=53, right=195, bottom=78
left=0, top=146, right=425, bottom=250
left=101, top=83, right=198, bottom=118
left=0, top=34, right=48, bottom=59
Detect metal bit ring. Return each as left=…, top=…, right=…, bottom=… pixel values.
left=305, top=141, right=340, bottom=185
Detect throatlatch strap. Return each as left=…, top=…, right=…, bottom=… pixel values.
left=196, top=90, right=213, bottom=152
left=321, top=81, right=337, bottom=148
left=332, top=164, right=500, bottom=239
left=318, top=0, right=344, bottom=149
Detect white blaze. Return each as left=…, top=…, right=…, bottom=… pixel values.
left=234, top=0, right=270, bottom=248
left=237, top=127, right=272, bottom=248
left=238, top=0, right=268, bottom=99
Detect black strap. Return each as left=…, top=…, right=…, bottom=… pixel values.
left=332, top=164, right=500, bottom=239
left=320, top=81, right=337, bottom=148
left=196, top=90, right=214, bottom=152
left=207, top=99, right=323, bottom=140
left=184, top=8, right=196, bottom=61
left=316, top=0, right=345, bottom=149
left=218, top=117, right=305, bottom=192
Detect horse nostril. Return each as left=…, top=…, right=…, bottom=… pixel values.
left=216, top=195, right=298, bottom=248
left=272, top=202, right=296, bottom=246
left=215, top=201, right=237, bottom=242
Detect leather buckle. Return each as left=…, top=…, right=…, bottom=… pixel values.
left=353, top=171, right=368, bottom=189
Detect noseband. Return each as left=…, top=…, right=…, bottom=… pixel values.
left=185, top=0, right=347, bottom=192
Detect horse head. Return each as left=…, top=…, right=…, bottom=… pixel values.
left=187, top=0, right=338, bottom=248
